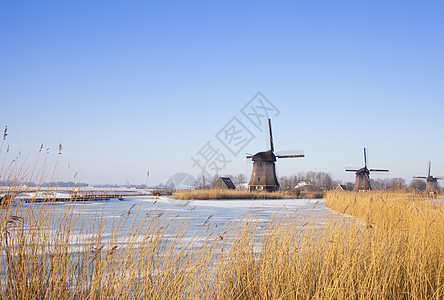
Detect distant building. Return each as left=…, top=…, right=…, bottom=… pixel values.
left=335, top=184, right=347, bottom=191
left=293, top=180, right=312, bottom=191
left=213, top=177, right=236, bottom=190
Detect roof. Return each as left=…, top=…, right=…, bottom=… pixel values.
left=335, top=184, right=347, bottom=190
left=250, top=150, right=276, bottom=162
left=213, top=177, right=236, bottom=189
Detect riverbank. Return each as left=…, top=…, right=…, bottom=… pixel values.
left=173, top=189, right=288, bottom=200
left=173, top=189, right=325, bottom=200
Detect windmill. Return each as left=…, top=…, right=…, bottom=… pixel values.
left=413, top=161, right=442, bottom=193
left=346, top=148, right=388, bottom=191
left=247, top=119, right=304, bottom=192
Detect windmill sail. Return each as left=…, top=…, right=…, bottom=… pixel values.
left=276, top=154, right=305, bottom=158
left=268, top=119, right=274, bottom=152
left=275, top=150, right=305, bottom=159
left=364, top=148, right=368, bottom=168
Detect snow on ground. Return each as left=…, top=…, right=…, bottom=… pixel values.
left=5, top=196, right=338, bottom=253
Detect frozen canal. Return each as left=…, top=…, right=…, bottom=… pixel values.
left=8, top=196, right=340, bottom=249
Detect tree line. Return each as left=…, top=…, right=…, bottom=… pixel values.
left=193, top=172, right=431, bottom=192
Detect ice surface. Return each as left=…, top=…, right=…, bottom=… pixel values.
left=5, top=196, right=338, bottom=253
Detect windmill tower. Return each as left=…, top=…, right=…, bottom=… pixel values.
left=247, top=119, right=304, bottom=192
left=413, top=161, right=442, bottom=193
left=346, top=148, right=388, bottom=191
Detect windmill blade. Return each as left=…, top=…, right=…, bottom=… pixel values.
left=363, top=148, right=367, bottom=167
left=435, top=177, right=444, bottom=180
left=412, top=176, right=427, bottom=179
left=346, top=169, right=359, bottom=172
left=428, top=161, right=432, bottom=177
left=369, top=169, right=389, bottom=172
left=275, top=150, right=304, bottom=159
left=268, top=119, right=274, bottom=152
left=277, top=154, right=305, bottom=159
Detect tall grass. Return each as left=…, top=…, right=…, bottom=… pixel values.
left=1, top=133, right=443, bottom=298
left=324, top=190, right=444, bottom=299
left=2, top=191, right=443, bottom=298
left=174, top=188, right=289, bottom=200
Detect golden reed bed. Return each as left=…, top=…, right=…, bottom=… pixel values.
left=1, top=190, right=443, bottom=299
left=173, top=189, right=324, bottom=200
left=173, top=189, right=288, bottom=200
left=324, top=190, right=444, bottom=299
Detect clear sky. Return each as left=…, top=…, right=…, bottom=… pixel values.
left=1, top=1, right=443, bottom=186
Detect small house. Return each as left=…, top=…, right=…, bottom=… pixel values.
left=213, top=177, right=236, bottom=190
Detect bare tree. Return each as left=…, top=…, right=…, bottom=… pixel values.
left=371, top=178, right=406, bottom=190
left=301, top=171, right=335, bottom=191
left=370, top=179, right=383, bottom=190
left=233, top=174, right=247, bottom=189
left=278, top=175, right=299, bottom=191
left=280, top=171, right=337, bottom=191
left=345, top=182, right=354, bottom=191
left=386, top=178, right=407, bottom=190
left=409, top=179, right=426, bottom=191
left=195, top=174, right=217, bottom=189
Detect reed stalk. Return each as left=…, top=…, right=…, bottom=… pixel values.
left=174, top=189, right=288, bottom=200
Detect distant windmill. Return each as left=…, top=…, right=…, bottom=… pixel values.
left=346, top=148, right=389, bottom=191
left=413, top=161, right=442, bottom=193
left=247, top=119, right=304, bottom=192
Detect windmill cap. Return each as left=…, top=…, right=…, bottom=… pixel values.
left=251, top=150, right=276, bottom=162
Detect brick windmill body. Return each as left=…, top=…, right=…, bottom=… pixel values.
left=346, top=148, right=389, bottom=191
left=247, top=119, right=304, bottom=192
left=413, top=161, right=442, bottom=193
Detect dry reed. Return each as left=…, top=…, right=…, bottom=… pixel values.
left=1, top=190, right=442, bottom=298
left=174, top=189, right=288, bottom=200
left=2, top=136, right=443, bottom=298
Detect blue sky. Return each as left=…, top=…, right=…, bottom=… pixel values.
left=1, top=1, right=443, bottom=185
